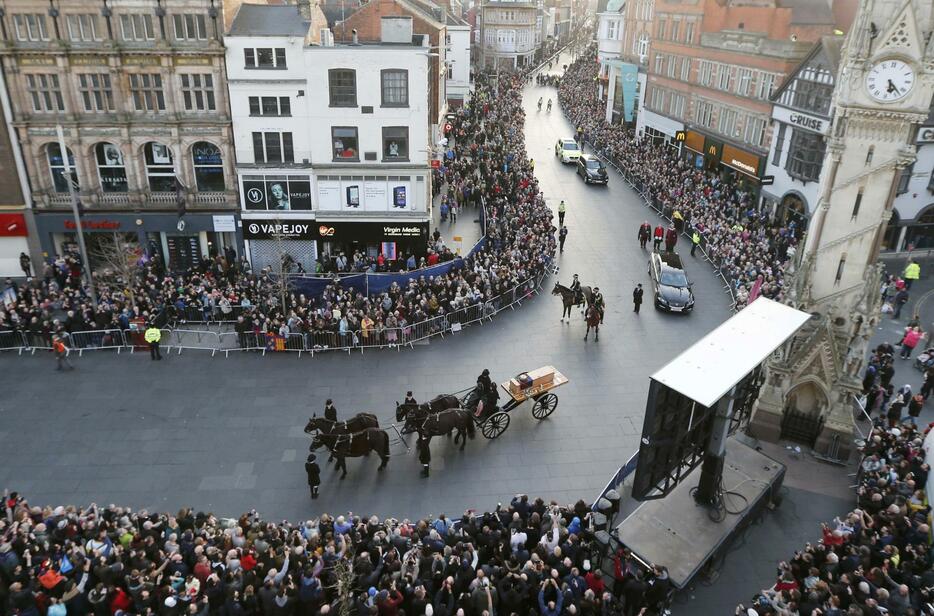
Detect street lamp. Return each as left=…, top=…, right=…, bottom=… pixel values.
left=55, top=124, right=97, bottom=307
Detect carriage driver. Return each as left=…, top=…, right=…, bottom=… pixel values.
left=570, top=274, right=583, bottom=305
left=474, top=369, right=500, bottom=417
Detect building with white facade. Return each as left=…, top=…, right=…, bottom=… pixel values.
left=446, top=18, right=473, bottom=106
left=763, top=36, right=841, bottom=231
left=479, top=0, right=542, bottom=69
left=888, top=105, right=934, bottom=252
left=596, top=0, right=625, bottom=123
left=226, top=5, right=432, bottom=272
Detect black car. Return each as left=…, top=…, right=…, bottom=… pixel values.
left=648, top=251, right=695, bottom=313
left=576, top=154, right=608, bottom=184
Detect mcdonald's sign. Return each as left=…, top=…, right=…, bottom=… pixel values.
left=674, top=130, right=686, bottom=142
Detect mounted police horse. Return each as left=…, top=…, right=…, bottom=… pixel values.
left=552, top=282, right=593, bottom=322
left=309, top=428, right=390, bottom=479
left=402, top=406, right=476, bottom=450
left=395, top=394, right=460, bottom=429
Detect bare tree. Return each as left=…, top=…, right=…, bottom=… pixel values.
left=268, top=217, right=296, bottom=314
left=88, top=234, right=141, bottom=310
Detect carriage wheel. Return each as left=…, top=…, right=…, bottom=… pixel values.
left=531, top=393, right=558, bottom=419
left=481, top=412, right=511, bottom=439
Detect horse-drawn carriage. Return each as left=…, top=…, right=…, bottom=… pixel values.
left=396, top=365, right=569, bottom=441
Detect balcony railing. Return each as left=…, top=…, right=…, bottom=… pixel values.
left=35, top=190, right=237, bottom=210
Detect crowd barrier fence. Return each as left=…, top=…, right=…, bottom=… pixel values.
left=1, top=268, right=554, bottom=360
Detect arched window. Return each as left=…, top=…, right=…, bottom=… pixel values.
left=191, top=141, right=225, bottom=191
left=143, top=142, right=175, bottom=192
left=95, top=143, right=128, bottom=193
left=47, top=143, right=77, bottom=193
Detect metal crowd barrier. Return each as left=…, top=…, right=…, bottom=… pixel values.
left=69, top=328, right=126, bottom=355
left=0, top=330, right=27, bottom=354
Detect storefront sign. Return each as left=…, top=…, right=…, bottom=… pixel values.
left=0, top=213, right=28, bottom=237
left=64, top=219, right=121, bottom=230
left=721, top=144, right=763, bottom=178
left=212, top=215, right=236, bottom=232
left=70, top=56, right=107, bottom=66
left=122, top=56, right=161, bottom=66
left=318, top=176, right=421, bottom=212
left=19, top=56, right=56, bottom=66
left=314, top=221, right=429, bottom=242
left=174, top=57, right=212, bottom=66
left=703, top=138, right=722, bottom=162
left=243, top=219, right=316, bottom=240
left=242, top=175, right=312, bottom=211
left=919, top=127, right=934, bottom=143
left=684, top=131, right=705, bottom=154
left=773, top=105, right=829, bottom=135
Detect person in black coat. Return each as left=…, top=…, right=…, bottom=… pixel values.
left=632, top=285, right=643, bottom=314
left=305, top=454, right=321, bottom=499
left=417, top=436, right=431, bottom=477
left=324, top=399, right=338, bottom=422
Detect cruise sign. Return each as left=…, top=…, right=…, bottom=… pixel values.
left=773, top=105, right=829, bottom=135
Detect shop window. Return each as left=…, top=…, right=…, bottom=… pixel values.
left=904, top=207, right=934, bottom=250
left=382, top=127, right=409, bottom=161
left=332, top=127, right=359, bottom=161
left=896, top=163, right=913, bottom=195
left=95, top=143, right=128, bottom=193
left=143, top=142, right=176, bottom=192
left=192, top=142, right=225, bottom=192
left=786, top=129, right=824, bottom=183
left=47, top=144, right=78, bottom=194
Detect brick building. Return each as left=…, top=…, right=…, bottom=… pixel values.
left=636, top=0, right=854, bottom=193
left=0, top=0, right=240, bottom=271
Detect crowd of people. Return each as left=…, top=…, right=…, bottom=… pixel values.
left=556, top=51, right=798, bottom=309
left=0, top=494, right=676, bottom=616
left=739, top=420, right=933, bottom=615
left=0, top=72, right=555, bottom=351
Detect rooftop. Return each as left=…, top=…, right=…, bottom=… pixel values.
left=229, top=4, right=311, bottom=37
left=777, top=0, right=835, bottom=25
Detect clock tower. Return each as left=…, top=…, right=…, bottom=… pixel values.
left=750, top=0, right=934, bottom=458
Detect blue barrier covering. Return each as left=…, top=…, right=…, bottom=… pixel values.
left=290, top=237, right=488, bottom=298
left=593, top=451, right=639, bottom=510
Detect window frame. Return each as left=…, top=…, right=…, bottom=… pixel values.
left=331, top=126, right=360, bottom=162
left=120, top=13, right=155, bottom=41
left=244, top=47, right=287, bottom=69
left=179, top=73, right=216, bottom=112
left=95, top=142, right=129, bottom=194
left=129, top=73, right=166, bottom=112
left=382, top=126, right=410, bottom=162
left=328, top=69, right=358, bottom=108
left=191, top=141, right=226, bottom=192
left=144, top=142, right=177, bottom=192
left=13, top=13, right=49, bottom=42
left=78, top=73, right=115, bottom=112
left=252, top=132, right=294, bottom=164
left=380, top=69, right=409, bottom=108
left=25, top=74, right=65, bottom=113
left=47, top=144, right=78, bottom=194
left=65, top=13, right=101, bottom=42
left=173, top=13, right=208, bottom=41
left=785, top=128, right=825, bottom=183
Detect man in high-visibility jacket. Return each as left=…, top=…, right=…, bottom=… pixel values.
left=691, top=230, right=701, bottom=256
left=904, top=259, right=920, bottom=290
left=144, top=324, right=162, bottom=361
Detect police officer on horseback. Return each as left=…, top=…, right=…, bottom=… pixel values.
left=570, top=274, right=583, bottom=306
left=592, top=287, right=605, bottom=323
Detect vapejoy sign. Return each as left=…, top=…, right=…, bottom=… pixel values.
left=242, top=219, right=316, bottom=240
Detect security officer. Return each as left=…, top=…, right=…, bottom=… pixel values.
left=417, top=435, right=431, bottom=477
left=305, top=454, right=321, bottom=499
left=144, top=323, right=162, bottom=360
left=559, top=226, right=568, bottom=253
left=691, top=230, right=701, bottom=256
left=592, top=287, right=606, bottom=323
left=558, top=200, right=567, bottom=226
left=904, top=259, right=920, bottom=290
left=324, top=399, right=338, bottom=422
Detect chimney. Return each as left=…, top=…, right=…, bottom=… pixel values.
left=297, top=0, right=312, bottom=19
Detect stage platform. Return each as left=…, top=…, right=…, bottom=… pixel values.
left=614, top=439, right=785, bottom=589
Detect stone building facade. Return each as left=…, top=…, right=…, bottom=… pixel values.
left=0, top=0, right=240, bottom=269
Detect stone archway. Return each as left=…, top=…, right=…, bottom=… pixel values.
left=779, top=380, right=828, bottom=446
left=778, top=192, right=809, bottom=237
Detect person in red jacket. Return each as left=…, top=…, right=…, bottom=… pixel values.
left=376, top=585, right=404, bottom=616
left=110, top=587, right=132, bottom=614
left=652, top=225, right=664, bottom=251
left=584, top=569, right=605, bottom=595
left=664, top=224, right=678, bottom=252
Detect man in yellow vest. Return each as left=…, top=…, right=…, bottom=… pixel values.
left=691, top=230, right=701, bottom=256
left=558, top=200, right=566, bottom=226
left=904, top=259, right=920, bottom=290
left=144, top=323, right=162, bottom=361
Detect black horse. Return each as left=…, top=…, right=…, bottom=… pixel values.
left=304, top=413, right=379, bottom=435
left=395, top=394, right=460, bottom=424
left=309, top=428, right=390, bottom=479
left=402, top=406, right=476, bottom=450
left=552, top=282, right=593, bottom=322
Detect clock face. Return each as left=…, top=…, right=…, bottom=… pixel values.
left=866, top=59, right=915, bottom=102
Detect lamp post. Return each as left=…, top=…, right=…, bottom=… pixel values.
left=56, top=124, right=97, bottom=307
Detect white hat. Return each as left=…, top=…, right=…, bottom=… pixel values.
left=165, top=597, right=177, bottom=608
